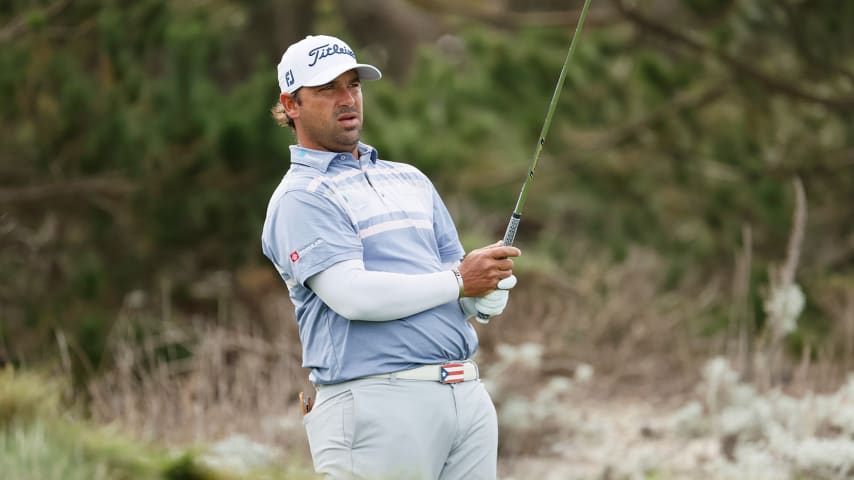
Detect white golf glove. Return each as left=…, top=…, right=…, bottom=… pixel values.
left=460, top=275, right=517, bottom=323
left=475, top=289, right=509, bottom=316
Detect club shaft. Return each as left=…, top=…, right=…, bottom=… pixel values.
left=501, top=0, right=592, bottom=247
left=477, top=0, right=592, bottom=323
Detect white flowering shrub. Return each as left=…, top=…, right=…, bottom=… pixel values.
left=484, top=343, right=598, bottom=456
left=685, top=357, right=854, bottom=479
left=667, top=400, right=707, bottom=438
left=494, top=353, right=854, bottom=480
left=763, top=283, right=806, bottom=336
left=201, top=434, right=279, bottom=474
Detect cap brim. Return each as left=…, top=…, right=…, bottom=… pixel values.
left=302, top=63, right=382, bottom=87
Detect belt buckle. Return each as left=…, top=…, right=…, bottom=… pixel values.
left=439, top=362, right=465, bottom=384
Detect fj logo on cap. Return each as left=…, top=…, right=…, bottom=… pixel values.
left=285, top=70, right=294, bottom=87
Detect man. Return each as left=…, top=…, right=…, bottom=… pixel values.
left=262, top=34, right=521, bottom=480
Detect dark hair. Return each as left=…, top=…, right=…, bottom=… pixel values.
left=271, top=90, right=301, bottom=130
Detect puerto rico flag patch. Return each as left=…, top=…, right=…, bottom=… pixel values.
left=440, top=363, right=465, bottom=384
left=289, top=250, right=300, bottom=263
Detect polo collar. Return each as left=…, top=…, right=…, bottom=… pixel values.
left=289, top=142, right=378, bottom=172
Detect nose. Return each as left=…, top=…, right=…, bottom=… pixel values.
left=335, top=85, right=356, bottom=107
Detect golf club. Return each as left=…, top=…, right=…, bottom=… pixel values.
left=478, top=0, right=593, bottom=323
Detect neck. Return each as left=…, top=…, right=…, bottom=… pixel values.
left=295, top=141, right=359, bottom=159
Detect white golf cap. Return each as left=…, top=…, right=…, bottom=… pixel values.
left=276, top=35, right=382, bottom=94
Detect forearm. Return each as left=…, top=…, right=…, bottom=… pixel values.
left=307, top=259, right=459, bottom=321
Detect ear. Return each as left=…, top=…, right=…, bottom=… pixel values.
left=281, top=92, right=299, bottom=121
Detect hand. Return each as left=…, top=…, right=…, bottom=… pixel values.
left=474, top=289, right=509, bottom=317
left=459, top=275, right=517, bottom=322
left=458, top=242, right=521, bottom=297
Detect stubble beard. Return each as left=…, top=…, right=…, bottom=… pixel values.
left=334, top=125, right=361, bottom=151
left=333, top=106, right=362, bottom=152
left=302, top=108, right=362, bottom=153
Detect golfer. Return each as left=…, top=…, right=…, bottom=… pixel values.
left=262, top=34, right=521, bottom=480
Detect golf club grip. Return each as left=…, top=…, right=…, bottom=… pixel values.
left=476, top=213, right=523, bottom=321
left=502, top=213, right=522, bottom=247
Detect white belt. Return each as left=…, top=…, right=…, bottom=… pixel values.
left=365, top=361, right=479, bottom=384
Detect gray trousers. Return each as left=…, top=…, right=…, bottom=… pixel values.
left=304, top=377, right=498, bottom=480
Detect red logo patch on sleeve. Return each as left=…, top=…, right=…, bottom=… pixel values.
left=289, top=251, right=300, bottom=263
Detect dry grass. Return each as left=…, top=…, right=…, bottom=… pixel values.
left=479, top=247, right=720, bottom=399
left=73, top=235, right=852, bottom=478
left=81, top=247, right=724, bottom=466
left=87, top=307, right=310, bottom=453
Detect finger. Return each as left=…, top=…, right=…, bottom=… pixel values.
left=497, top=275, right=517, bottom=290
left=475, top=298, right=501, bottom=315
left=477, top=300, right=500, bottom=314
left=476, top=290, right=508, bottom=315
left=475, top=290, right=500, bottom=308
left=495, top=258, right=514, bottom=271
left=482, top=289, right=505, bottom=301
left=488, top=246, right=521, bottom=258
left=479, top=289, right=507, bottom=307
left=474, top=241, right=503, bottom=252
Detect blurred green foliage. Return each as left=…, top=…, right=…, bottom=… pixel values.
left=0, top=367, right=314, bottom=480
left=1, top=0, right=852, bottom=365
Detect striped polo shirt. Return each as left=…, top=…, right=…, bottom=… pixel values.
left=261, top=143, right=475, bottom=384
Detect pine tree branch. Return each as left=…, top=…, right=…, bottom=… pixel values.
left=780, top=1, right=854, bottom=87
left=614, top=0, right=854, bottom=113
left=408, top=0, right=618, bottom=29
left=0, top=0, right=72, bottom=44
left=0, top=178, right=136, bottom=204
left=582, top=82, right=728, bottom=150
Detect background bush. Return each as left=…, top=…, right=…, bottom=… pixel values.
left=1, top=0, right=853, bottom=381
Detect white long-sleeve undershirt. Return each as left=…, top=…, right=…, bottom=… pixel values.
left=306, top=259, right=462, bottom=321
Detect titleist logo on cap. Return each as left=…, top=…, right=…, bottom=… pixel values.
left=308, top=43, right=356, bottom=67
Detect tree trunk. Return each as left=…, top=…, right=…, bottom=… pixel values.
left=336, top=0, right=443, bottom=82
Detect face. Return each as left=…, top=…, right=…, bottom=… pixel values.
left=282, top=70, right=363, bottom=155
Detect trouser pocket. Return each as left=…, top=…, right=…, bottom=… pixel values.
left=304, top=389, right=356, bottom=478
